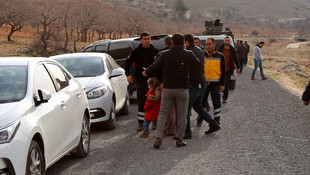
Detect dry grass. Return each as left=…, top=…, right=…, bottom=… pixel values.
left=0, top=26, right=92, bottom=57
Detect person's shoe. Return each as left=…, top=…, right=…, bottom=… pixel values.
left=262, top=77, right=268, bottom=80
left=222, top=99, right=227, bottom=103
left=183, top=132, right=192, bottom=139
left=175, top=137, right=187, bottom=147
left=196, top=120, right=202, bottom=127
left=136, top=123, right=143, bottom=131
left=251, top=77, right=256, bottom=80
left=163, top=129, right=169, bottom=137
left=153, top=138, right=162, bottom=149
left=214, top=117, right=220, bottom=124
left=151, top=123, right=156, bottom=130
left=205, top=125, right=221, bottom=135
left=206, top=103, right=211, bottom=112
left=139, top=130, right=149, bottom=138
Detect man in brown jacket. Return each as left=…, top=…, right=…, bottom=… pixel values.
left=236, top=40, right=246, bottom=73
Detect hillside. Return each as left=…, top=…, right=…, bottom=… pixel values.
left=168, top=0, right=310, bottom=21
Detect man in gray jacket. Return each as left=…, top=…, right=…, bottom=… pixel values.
left=251, top=41, right=268, bottom=80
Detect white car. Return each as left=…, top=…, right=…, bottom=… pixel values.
left=51, top=53, right=130, bottom=129
left=0, top=57, right=90, bottom=175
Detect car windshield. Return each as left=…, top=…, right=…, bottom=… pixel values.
left=56, top=57, right=105, bottom=77
left=0, top=66, right=27, bottom=103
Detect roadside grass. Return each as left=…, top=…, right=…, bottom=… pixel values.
left=270, top=73, right=280, bottom=80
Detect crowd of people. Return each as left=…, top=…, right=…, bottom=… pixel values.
left=125, top=32, right=310, bottom=149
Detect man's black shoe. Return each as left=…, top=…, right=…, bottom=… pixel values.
left=183, top=132, right=192, bottom=139
left=214, top=117, right=220, bottom=124
left=205, top=125, right=221, bottom=135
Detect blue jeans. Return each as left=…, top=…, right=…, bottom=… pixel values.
left=143, top=120, right=156, bottom=131
left=251, top=59, right=265, bottom=78
left=186, top=83, right=216, bottom=134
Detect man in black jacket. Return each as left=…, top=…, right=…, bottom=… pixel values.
left=125, top=32, right=160, bottom=131
left=302, top=81, right=310, bottom=106
left=218, top=36, right=240, bottom=103
left=184, top=34, right=220, bottom=139
left=143, top=33, right=201, bottom=149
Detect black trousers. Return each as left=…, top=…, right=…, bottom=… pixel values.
left=136, top=80, right=149, bottom=123
left=223, top=73, right=231, bottom=100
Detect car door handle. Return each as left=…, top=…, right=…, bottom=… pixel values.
left=76, top=91, right=81, bottom=98
left=60, top=101, right=66, bottom=109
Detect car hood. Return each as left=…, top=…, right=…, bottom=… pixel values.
left=75, top=75, right=107, bottom=92
left=0, top=100, right=29, bottom=127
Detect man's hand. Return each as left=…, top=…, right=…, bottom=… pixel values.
left=220, top=85, right=225, bottom=92
left=127, top=76, right=133, bottom=83
left=304, top=101, right=309, bottom=106
left=237, top=69, right=240, bottom=73
left=142, top=71, right=147, bottom=77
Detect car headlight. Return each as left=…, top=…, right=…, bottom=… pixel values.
left=0, top=120, right=20, bottom=144
left=87, top=86, right=108, bottom=99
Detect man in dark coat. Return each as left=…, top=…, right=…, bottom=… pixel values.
left=244, top=41, right=250, bottom=65
left=302, top=81, right=310, bottom=106
left=143, top=33, right=202, bottom=149
left=218, top=36, right=240, bottom=103
left=184, top=34, right=220, bottom=139
left=125, top=32, right=160, bottom=131
left=236, top=40, right=246, bottom=73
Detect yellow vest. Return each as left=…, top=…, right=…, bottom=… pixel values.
left=204, top=51, right=221, bottom=82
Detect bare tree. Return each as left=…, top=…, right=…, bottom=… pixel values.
left=0, top=0, right=32, bottom=41
left=28, top=0, right=62, bottom=56
left=71, top=0, right=102, bottom=42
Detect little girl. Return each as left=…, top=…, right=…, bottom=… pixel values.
left=140, top=77, right=161, bottom=138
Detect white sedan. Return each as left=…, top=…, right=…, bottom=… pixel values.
left=51, top=53, right=130, bottom=129
left=0, top=57, right=90, bottom=175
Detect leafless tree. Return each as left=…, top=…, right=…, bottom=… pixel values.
left=0, top=0, right=32, bottom=41
left=70, top=0, right=101, bottom=42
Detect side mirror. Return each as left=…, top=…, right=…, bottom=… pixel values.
left=34, top=89, right=51, bottom=106
left=109, top=69, right=123, bottom=79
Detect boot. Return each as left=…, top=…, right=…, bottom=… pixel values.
left=183, top=131, right=192, bottom=139
left=205, top=123, right=221, bottom=135
left=214, top=117, right=220, bottom=124
left=139, top=130, right=149, bottom=138
left=196, top=116, right=203, bottom=127
left=136, top=122, right=143, bottom=131
left=175, top=137, right=187, bottom=147
left=152, top=122, right=157, bottom=130
left=153, top=138, right=162, bottom=149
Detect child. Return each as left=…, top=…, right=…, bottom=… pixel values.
left=140, top=78, right=161, bottom=138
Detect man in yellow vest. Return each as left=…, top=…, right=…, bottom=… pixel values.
left=199, top=38, right=226, bottom=129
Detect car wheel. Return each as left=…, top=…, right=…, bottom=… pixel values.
left=26, top=140, right=45, bottom=175
left=71, top=114, right=90, bottom=158
left=105, top=99, right=116, bottom=130
left=119, top=91, right=130, bottom=115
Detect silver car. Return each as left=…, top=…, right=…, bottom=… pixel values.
left=51, top=53, right=130, bottom=129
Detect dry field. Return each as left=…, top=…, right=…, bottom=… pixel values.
left=246, top=38, right=310, bottom=96
left=0, top=26, right=309, bottom=96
